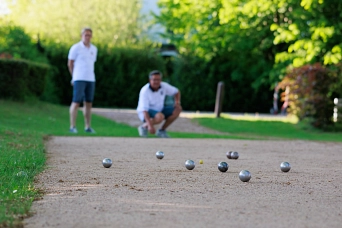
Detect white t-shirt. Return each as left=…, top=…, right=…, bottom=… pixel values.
left=137, top=82, right=178, bottom=113
left=68, top=41, right=97, bottom=82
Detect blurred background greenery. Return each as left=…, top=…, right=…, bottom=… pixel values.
left=1, top=0, right=342, bottom=128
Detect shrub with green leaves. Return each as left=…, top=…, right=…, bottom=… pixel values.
left=0, top=24, right=48, bottom=63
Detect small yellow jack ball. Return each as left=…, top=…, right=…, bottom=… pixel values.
left=199, top=160, right=203, bottom=164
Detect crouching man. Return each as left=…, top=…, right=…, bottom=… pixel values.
left=137, top=70, right=182, bottom=138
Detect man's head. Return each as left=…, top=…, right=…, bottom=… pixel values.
left=81, top=27, right=92, bottom=46
left=149, top=70, right=162, bottom=90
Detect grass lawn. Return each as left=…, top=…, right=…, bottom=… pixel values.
left=194, top=114, right=342, bottom=142
left=1, top=99, right=342, bottom=226
left=0, top=99, right=134, bottom=227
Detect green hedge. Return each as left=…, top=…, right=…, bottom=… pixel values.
left=0, top=59, right=50, bottom=100
left=168, top=54, right=273, bottom=113
left=45, top=44, right=273, bottom=112
left=95, top=47, right=166, bottom=108
left=0, top=25, right=276, bottom=112
left=46, top=45, right=166, bottom=107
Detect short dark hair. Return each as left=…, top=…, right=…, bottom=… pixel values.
left=81, top=27, right=93, bottom=35
left=149, top=70, right=162, bottom=79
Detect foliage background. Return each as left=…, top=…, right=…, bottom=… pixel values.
left=1, top=0, right=342, bottom=114
left=2, top=0, right=142, bottom=46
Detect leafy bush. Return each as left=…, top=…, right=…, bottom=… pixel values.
left=0, top=24, right=48, bottom=63
left=278, top=63, right=337, bottom=128
left=0, top=59, right=50, bottom=100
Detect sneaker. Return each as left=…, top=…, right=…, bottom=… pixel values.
left=156, top=129, right=170, bottom=138
left=138, top=125, right=148, bottom=137
left=69, top=127, right=78, bottom=133
left=85, top=127, right=96, bottom=133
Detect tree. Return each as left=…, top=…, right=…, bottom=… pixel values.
left=271, top=0, right=342, bottom=69
left=2, top=0, right=142, bottom=46
left=156, top=0, right=342, bottom=82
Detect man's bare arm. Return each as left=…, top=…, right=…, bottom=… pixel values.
left=143, top=111, right=156, bottom=134
left=174, top=91, right=181, bottom=105
left=143, top=111, right=152, bottom=127
left=68, top=59, right=74, bottom=76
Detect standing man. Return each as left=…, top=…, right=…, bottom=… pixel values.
left=137, top=70, right=182, bottom=138
left=68, top=27, right=97, bottom=133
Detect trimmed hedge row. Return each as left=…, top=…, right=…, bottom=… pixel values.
left=169, top=54, right=274, bottom=113
left=0, top=59, right=50, bottom=100
left=45, top=45, right=273, bottom=112
left=0, top=24, right=274, bottom=112
left=46, top=45, right=166, bottom=107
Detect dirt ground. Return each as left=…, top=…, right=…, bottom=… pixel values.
left=24, top=136, right=342, bottom=228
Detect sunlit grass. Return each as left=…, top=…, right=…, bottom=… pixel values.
left=194, top=116, right=342, bottom=141
left=181, top=112, right=298, bottom=124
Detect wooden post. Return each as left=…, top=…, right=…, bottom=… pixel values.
left=214, top=81, right=224, bottom=118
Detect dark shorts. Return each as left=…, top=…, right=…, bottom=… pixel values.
left=72, top=81, right=95, bottom=103
left=138, top=106, right=174, bottom=122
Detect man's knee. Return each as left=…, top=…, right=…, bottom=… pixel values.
left=70, top=102, right=80, bottom=109
left=154, top=113, right=165, bottom=123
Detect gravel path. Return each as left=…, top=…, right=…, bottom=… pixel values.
left=24, top=137, right=342, bottom=228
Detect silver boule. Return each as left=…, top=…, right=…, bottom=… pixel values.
left=239, top=170, right=251, bottom=182
left=226, top=151, right=233, bottom=159
left=280, top=162, right=291, bottom=172
left=156, top=151, right=164, bottom=159
left=185, top=160, right=195, bottom=170
left=231, top=151, right=239, bottom=159
left=218, top=161, right=229, bottom=172
left=102, top=158, right=112, bottom=168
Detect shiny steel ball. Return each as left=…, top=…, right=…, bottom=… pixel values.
left=239, top=170, right=251, bottom=182
left=102, top=158, right=112, bottom=168
left=231, top=151, right=239, bottom=160
left=185, top=160, right=195, bottom=170
left=218, top=162, right=229, bottom=172
left=156, top=151, right=164, bottom=159
left=226, top=151, right=233, bottom=159
left=280, top=162, right=291, bottom=172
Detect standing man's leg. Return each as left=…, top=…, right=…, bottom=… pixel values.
left=69, top=81, right=85, bottom=133
left=83, top=101, right=92, bottom=129
left=70, top=102, right=80, bottom=132
left=83, top=81, right=96, bottom=133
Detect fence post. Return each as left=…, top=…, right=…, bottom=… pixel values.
left=214, top=81, right=225, bottom=118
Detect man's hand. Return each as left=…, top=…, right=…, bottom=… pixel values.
left=147, top=124, right=156, bottom=134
